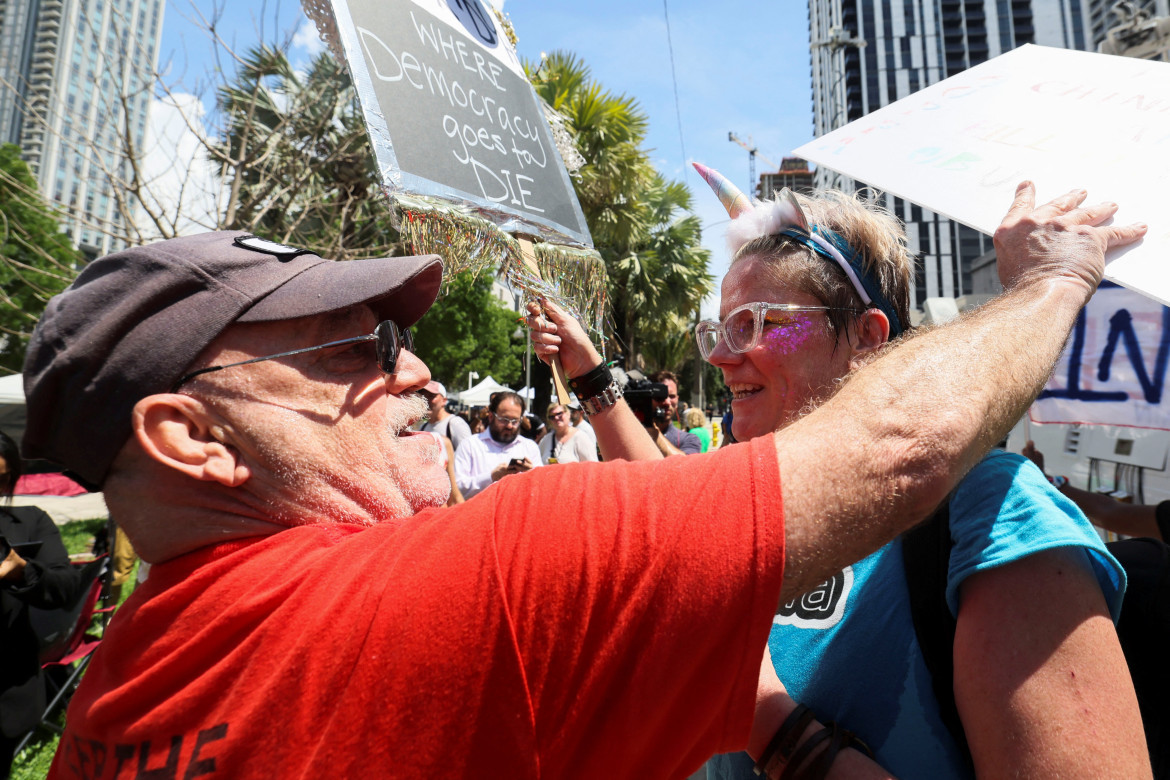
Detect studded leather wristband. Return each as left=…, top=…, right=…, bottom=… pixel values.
left=568, top=362, right=614, bottom=398
left=580, top=380, right=623, bottom=417
left=569, top=363, right=623, bottom=417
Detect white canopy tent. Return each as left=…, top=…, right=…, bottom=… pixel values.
left=0, top=372, right=26, bottom=443
left=455, top=376, right=514, bottom=407
left=0, top=372, right=109, bottom=521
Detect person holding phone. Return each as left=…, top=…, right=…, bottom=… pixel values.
left=452, top=391, right=542, bottom=499
left=1, top=430, right=83, bottom=775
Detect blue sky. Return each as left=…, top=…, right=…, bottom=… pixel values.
left=156, top=0, right=815, bottom=316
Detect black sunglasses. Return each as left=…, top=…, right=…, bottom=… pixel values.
left=171, top=320, right=413, bottom=392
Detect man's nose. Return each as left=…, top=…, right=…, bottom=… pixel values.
left=383, top=349, right=431, bottom=395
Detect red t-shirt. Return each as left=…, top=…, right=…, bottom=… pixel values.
left=50, top=437, right=784, bottom=778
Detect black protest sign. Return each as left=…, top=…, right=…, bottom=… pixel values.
left=333, top=0, right=592, bottom=246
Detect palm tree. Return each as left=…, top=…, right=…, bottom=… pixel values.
left=639, top=311, right=696, bottom=376
left=610, top=174, right=712, bottom=360
left=527, top=52, right=712, bottom=365
left=212, top=47, right=396, bottom=258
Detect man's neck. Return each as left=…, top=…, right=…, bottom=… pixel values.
left=105, top=479, right=289, bottom=564
left=432, top=407, right=450, bottom=422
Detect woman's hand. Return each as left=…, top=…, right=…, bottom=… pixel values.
left=526, top=298, right=604, bottom=379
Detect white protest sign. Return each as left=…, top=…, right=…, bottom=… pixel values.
left=1031, top=283, right=1170, bottom=430
left=794, top=45, right=1170, bottom=305
left=318, top=0, right=592, bottom=246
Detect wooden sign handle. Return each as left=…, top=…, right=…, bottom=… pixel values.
left=517, top=238, right=572, bottom=406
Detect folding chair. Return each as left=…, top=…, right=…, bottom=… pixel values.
left=14, top=556, right=112, bottom=755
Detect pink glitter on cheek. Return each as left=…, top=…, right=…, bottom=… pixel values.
left=759, top=313, right=824, bottom=356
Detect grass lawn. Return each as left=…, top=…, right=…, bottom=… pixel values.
left=11, top=517, right=137, bottom=780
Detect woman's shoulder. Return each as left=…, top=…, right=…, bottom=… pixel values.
left=945, top=450, right=1119, bottom=610
left=950, top=450, right=1057, bottom=520
left=946, top=450, right=1099, bottom=564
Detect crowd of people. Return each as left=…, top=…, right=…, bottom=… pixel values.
left=430, top=380, right=719, bottom=443
left=1, top=172, right=1160, bottom=779
left=413, top=365, right=722, bottom=503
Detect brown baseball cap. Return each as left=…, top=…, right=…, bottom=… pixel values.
left=22, top=231, right=443, bottom=486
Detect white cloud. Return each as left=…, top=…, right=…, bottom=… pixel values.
left=139, top=93, right=225, bottom=238
left=293, top=18, right=326, bottom=57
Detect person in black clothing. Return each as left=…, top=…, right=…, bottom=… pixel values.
left=0, top=430, right=83, bottom=776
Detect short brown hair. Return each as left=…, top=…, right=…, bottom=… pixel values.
left=731, top=190, right=913, bottom=342
left=650, top=370, right=679, bottom=386
left=489, top=391, right=525, bottom=414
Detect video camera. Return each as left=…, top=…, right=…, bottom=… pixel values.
left=612, top=362, right=669, bottom=426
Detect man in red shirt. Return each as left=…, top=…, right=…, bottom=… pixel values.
left=20, top=185, right=1145, bottom=778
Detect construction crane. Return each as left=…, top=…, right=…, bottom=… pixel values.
left=728, top=132, right=779, bottom=197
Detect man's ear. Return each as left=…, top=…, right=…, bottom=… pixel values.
left=131, top=395, right=250, bottom=487
left=847, top=309, right=891, bottom=367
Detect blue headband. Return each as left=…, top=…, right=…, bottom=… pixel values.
left=778, top=226, right=903, bottom=338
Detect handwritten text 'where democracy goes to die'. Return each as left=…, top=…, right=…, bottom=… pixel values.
left=358, top=11, right=549, bottom=213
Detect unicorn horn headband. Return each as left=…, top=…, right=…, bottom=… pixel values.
left=692, top=162, right=902, bottom=337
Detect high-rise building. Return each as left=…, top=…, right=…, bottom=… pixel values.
left=760, top=157, right=816, bottom=198
left=807, top=0, right=1094, bottom=308
left=1096, top=0, right=1170, bottom=59
left=0, top=0, right=164, bottom=255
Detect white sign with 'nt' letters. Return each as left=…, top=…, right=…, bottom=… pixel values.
left=1032, top=283, right=1170, bottom=431
left=795, top=45, right=1170, bottom=306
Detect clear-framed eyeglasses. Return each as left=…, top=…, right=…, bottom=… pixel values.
left=694, top=302, right=859, bottom=361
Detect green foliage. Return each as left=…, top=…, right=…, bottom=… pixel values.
left=638, top=312, right=695, bottom=377
left=530, top=53, right=652, bottom=255
left=526, top=53, right=713, bottom=366
left=411, top=272, right=525, bottom=390
left=607, top=176, right=713, bottom=367
left=54, top=517, right=106, bottom=555
left=677, top=353, right=727, bottom=409
left=11, top=723, right=59, bottom=778
left=0, top=144, right=82, bottom=373
left=213, top=47, right=397, bottom=258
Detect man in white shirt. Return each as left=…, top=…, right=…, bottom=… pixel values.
left=420, top=380, right=471, bottom=451
left=453, top=391, right=542, bottom=499
left=568, top=398, right=597, bottom=452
